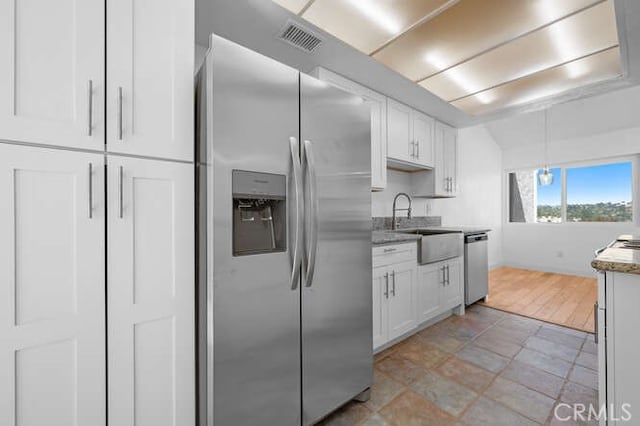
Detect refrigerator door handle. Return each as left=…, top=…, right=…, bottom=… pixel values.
left=290, top=137, right=304, bottom=290
left=594, top=303, right=598, bottom=344
left=303, top=140, right=319, bottom=288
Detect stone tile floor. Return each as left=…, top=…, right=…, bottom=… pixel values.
left=318, top=304, right=598, bottom=426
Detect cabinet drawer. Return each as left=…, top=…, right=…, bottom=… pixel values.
left=373, top=243, right=417, bottom=268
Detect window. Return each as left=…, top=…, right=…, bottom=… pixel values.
left=566, top=162, right=632, bottom=222
left=508, top=160, right=633, bottom=223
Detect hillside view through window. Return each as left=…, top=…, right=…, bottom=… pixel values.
left=509, top=161, right=632, bottom=223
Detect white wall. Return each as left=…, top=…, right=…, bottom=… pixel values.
left=372, top=125, right=504, bottom=269
left=499, top=98, right=640, bottom=277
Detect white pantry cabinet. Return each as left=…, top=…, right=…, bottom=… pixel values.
left=387, top=99, right=434, bottom=169
left=311, top=67, right=387, bottom=190
left=0, top=0, right=105, bottom=150
left=107, top=156, right=195, bottom=426
left=411, top=121, right=458, bottom=197
left=0, top=144, right=106, bottom=426
left=372, top=243, right=417, bottom=349
left=107, top=0, right=194, bottom=161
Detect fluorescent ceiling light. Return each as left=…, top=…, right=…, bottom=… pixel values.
left=345, top=0, right=402, bottom=35
left=536, top=1, right=588, bottom=79
left=425, top=52, right=495, bottom=104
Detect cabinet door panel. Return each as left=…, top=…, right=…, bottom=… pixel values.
left=0, top=0, right=104, bottom=150
left=386, top=99, right=412, bottom=162
left=0, top=144, right=105, bottom=426
left=417, top=263, right=443, bottom=322
left=412, top=112, right=434, bottom=168
left=368, top=96, right=387, bottom=190
left=388, top=262, right=417, bottom=341
left=443, top=125, right=458, bottom=195
left=443, top=258, right=463, bottom=310
left=108, top=156, right=194, bottom=426
left=107, top=0, right=194, bottom=160
left=373, top=267, right=389, bottom=350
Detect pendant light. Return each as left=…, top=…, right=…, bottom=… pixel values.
left=538, top=108, right=554, bottom=186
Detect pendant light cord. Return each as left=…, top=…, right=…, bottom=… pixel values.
left=544, top=108, right=549, bottom=170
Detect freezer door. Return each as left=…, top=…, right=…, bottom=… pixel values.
left=300, top=74, right=373, bottom=425
left=203, top=36, right=301, bottom=426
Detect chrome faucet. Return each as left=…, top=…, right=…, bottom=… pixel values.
left=392, top=192, right=412, bottom=230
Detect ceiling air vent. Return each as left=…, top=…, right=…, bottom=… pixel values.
left=278, top=20, right=323, bottom=53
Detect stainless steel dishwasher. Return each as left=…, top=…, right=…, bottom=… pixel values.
left=465, top=232, right=489, bottom=305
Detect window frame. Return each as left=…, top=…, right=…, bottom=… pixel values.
left=504, top=155, right=639, bottom=227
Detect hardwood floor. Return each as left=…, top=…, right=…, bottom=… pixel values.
left=480, top=267, right=597, bottom=333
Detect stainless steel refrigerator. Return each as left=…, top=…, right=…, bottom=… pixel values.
left=196, top=35, right=372, bottom=426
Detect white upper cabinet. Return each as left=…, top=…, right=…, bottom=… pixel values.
left=440, top=121, right=458, bottom=196
left=107, top=0, right=194, bottom=161
left=387, top=99, right=435, bottom=170
left=386, top=99, right=413, bottom=164
left=311, top=68, right=387, bottom=190
left=107, top=156, right=194, bottom=426
left=0, top=144, right=106, bottom=426
left=411, top=121, right=458, bottom=197
left=0, top=0, right=105, bottom=150
left=412, top=111, right=435, bottom=168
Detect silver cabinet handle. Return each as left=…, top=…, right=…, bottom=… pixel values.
left=594, top=303, right=599, bottom=344
left=446, top=264, right=450, bottom=286
left=87, top=80, right=94, bottom=136
left=383, top=247, right=397, bottom=253
left=441, top=266, right=445, bottom=286
left=88, top=163, right=93, bottom=218
left=416, top=141, right=420, bottom=159
left=303, top=140, right=319, bottom=288
left=117, top=87, right=123, bottom=140
left=118, top=166, right=124, bottom=219
left=290, top=137, right=303, bottom=290
left=384, top=272, right=389, bottom=299
left=391, top=271, right=396, bottom=296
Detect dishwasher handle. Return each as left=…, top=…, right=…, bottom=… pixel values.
left=465, top=234, right=488, bottom=243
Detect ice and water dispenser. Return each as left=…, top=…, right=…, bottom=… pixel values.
left=232, top=170, right=287, bottom=256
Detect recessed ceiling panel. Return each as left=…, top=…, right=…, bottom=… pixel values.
left=272, top=0, right=311, bottom=15
left=452, top=47, right=622, bottom=115
left=302, top=0, right=452, bottom=54
left=372, top=0, right=601, bottom=82
left=420, top=0, right=618, bottom=102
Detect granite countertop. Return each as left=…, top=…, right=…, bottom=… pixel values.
left=372, top=230, right=421, bottom=246
left=372, top=226, right=491, bottom=246
left=591, top=236, right=640, bottom=275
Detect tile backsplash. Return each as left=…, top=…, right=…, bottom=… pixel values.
left=372, top=216, right=441, bottom=231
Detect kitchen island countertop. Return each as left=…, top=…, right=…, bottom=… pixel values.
left=591, top=236, right=640, bottom=275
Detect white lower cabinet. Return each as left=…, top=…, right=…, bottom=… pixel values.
left=372, top=267, right=389, bottom=349
left=372, top=243, right=417, bottom=350
left=442, top=257, right=464, bottom=309
left=417, top=262, right=443, bottom=321
left=107, top=156, right=195, bottom=426
left=598, top=271, right=640, bottom=425
left=417, top=257, right=464, bottom=323
left=387, top=262, right=418, bottom=341
left=0, top=144, right=106, bottom=425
